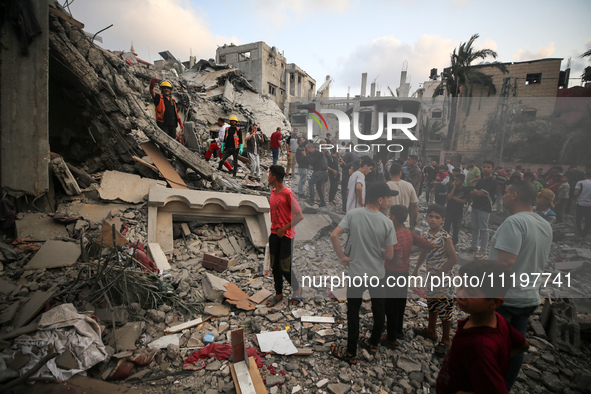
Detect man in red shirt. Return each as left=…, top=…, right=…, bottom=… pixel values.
left=270, top=127, right=283, bottom=166
left=266, top=165, right=304, bottom=307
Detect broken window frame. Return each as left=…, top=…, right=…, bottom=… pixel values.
left=525, top=73, right=542, bottom=85
left=268, top=84, right=277, bottom=95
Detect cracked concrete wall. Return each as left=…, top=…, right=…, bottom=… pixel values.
left=1, top=1, right=49, bottom=196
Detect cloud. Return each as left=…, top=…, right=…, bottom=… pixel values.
left=69, top=0, right=238, bottom=63
left=331, top=34, right=457, bottom=97
left=512, top=43, right=556, bottom=62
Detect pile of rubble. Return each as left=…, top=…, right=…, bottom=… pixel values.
left=1, top=190, right=591, bottom=393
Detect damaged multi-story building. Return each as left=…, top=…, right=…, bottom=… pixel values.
left=216, top=41, right=317, bottom=111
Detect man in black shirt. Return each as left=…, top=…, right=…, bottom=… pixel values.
left=307, top=144, right=328, bottom=207
left=469, top=160, right=497, bottom=257
left=149, top=79, right=184, bottom=140
left=444, top=173, right=468, bottom=246
left=423, top=161, right=438, bottom=203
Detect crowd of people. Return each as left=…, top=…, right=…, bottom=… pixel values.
left=259, top=129, right=590, bottom=393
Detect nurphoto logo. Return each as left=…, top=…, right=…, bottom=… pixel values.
left=305, top=108, right=418, bottom=153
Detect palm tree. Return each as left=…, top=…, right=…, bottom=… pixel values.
left=433, top=34, right=508, bottom=149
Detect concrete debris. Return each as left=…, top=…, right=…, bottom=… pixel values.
left=98, top=170, right=166, bottom=204
left=23, top=240, right=80, bottom=270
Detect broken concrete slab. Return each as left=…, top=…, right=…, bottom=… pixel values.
left=95, top=306, right=129, bottom=327
left=203, top=272, right=230, bottom=303
left=147, top=187, right=271, bottom=253
left=56, top=201, right=135, bottom=225
left=183, top=121, right=200, bottom=151
left=66, top=374, right=142, bottom=394
left=204, top=303, right=231, bottom=317
left=0, top=303, right=19, bottom=325
left=24, top=240, right=81, bottom=270
left=148, top=333, right=182, bottom=349
left=112, top=321, right=145, bottom=351
left=14, top=288, right=56, bottom=328
left=249, top=289, right=272, bottom=304
left=294, top=214, right=332, bottom=242
left=0, top=278, right=17, bottom=295
left=16, top=212, right=69, bottom=240
left=140, top=141, right=189, bottom=190
left=218, top=238, right=237, bottom=257
left=99, top=170, right=166, bottom=204
left=147, top=242, right=172, bottom=271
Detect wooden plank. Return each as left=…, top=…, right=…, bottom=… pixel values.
left=133, top=155, right=159, bottom=173
left=270, top=347, right=313, bottom=356
left=147, top=242, right=171, bottom=270
left=49, top=6, right=84, bottom=29
left=14, top=288, right=56, bottom=328
left=247, top=356, right=267, bottom=393
left=233, top=361, right=257, bottom=394
left=24, top=240, right=81, bottom=270
left=0, top=321, right=38, bottom=340
left=300, top=316, right=335, bottom=324
left=231, top=328, right=245, bottom=363
left=140, top=141, right=189, bottom=189
left=164, top=318, right=203, bottom=334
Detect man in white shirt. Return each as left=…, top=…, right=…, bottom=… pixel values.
left=346, top=156, right=374, bottom=212
left=387, top=163, right=419, bottom=229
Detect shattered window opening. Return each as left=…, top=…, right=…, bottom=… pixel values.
left=238, top=51, right=251, bottom=61
left=268, top=84, right=277, bottom=95
left=432, top=110, right=442, bottom=119
left=525, top=73, right=542, bottom=85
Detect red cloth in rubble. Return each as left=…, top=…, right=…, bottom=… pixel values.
left=132, top=241, right=158, bottom=273
left=183, top=343, right=263, bottom=369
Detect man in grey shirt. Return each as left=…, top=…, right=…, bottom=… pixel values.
left=330, top=182, right=398, bottom=364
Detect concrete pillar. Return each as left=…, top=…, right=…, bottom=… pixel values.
left=370, top=82, right=376, bottom=97
left=1, top=1, right=49, bottom=196
left=361, top=73, right=367, bottom=97
left=298, top=73, right=303, bottom=98
left=285, top=71, right=291, bottom=101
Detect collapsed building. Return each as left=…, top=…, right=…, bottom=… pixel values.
left=1, top=3, right=591, bottom=394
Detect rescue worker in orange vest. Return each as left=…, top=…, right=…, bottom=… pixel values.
left=149, top=79, right=184, bottom=141
left=218, top=116, right=243, bottom=178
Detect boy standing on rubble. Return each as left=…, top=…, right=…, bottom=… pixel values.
left=383, top=205, right=432, bottom=348
left=266, top=165, right=304, bottom=307
left=412, top=204, right=457, bottom=357
left=218, top=116, right=243, bottom=178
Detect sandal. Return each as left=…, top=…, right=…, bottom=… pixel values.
left=358, top=335, right=378, bottom=354
left=289, top=292, right=302, bottom=306
left=330, top=343, right=357, bottom=365
left=434, top=342, right=450, bottom=357
left=266, top=295, right=283, bottom=308
left=379, top=334, right=398, bottom=349
left=413, top=327, right=437, bottom=342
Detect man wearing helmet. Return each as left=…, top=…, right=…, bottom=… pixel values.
left=149, top=79, right=184, bottom=141
left=218, top=116, right=243, bottom=178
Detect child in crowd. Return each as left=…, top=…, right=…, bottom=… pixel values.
left=533, top=188, right=557, bottom=224
left=436, top=259, right=529, bottom=393
left=412, top=204, right=457, bottom=356
left=433, top=165, right=450, bottom=206
left=554, top=175, right=570, bottom=223
left=524, top=172, right=543, bottom=192
left=383, top=205, right=432, bottom=348
left=444, top=173, right=468, bottom=247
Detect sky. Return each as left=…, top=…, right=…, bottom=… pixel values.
left=68, top=0, right=591, bottom=97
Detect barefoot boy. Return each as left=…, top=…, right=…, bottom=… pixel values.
left=383, top=205, right=432, bottom=348
left=436, top=259, right=529, bottom=393
left=412, top=204, right=457, bottom=356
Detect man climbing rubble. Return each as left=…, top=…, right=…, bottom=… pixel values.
left=218, top=116, right=243, bottom=178
left=205, top=118, right=233, bottom=172
left=149, top=79, right=184, bottom=141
